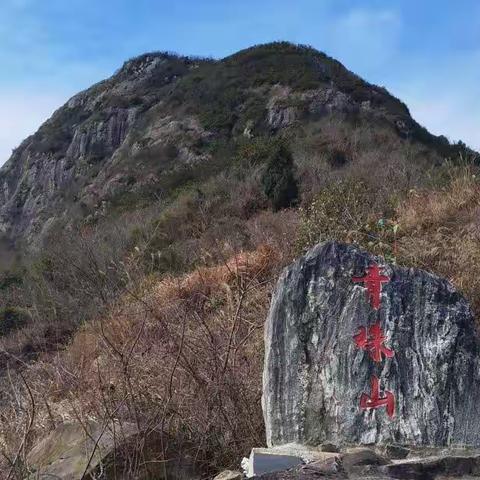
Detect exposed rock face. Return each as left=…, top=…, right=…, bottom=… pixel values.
left=26, top=421, right=138, bottom=479
left=0, top=53, right=208, bottom=249
left=263, top=241, right=480, bottom=448
left=26, top=421, right=200, bottom=479
left=266, top=85, right=359, bottom=130
left=303, top=87, right=357, bottom=116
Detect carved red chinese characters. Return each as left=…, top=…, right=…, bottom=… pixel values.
left=352, top=262, right=395, bottom=420
left=353, top=323, right=394, bottom=363
left=352, top=264, right=390, bottom=310
left=360, top=375, right=395, bottom=418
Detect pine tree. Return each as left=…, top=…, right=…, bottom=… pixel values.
left=261, top=143, right=299, bottom=211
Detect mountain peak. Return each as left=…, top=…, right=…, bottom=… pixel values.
left=0, top=42, right=473, bottom=251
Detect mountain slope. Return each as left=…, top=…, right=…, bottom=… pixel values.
left=0, top=42, right=465, bottom=251
left=1, top=42, right=480, bottom=477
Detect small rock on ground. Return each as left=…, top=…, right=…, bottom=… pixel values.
left=213, top=470, right=243, bottom=480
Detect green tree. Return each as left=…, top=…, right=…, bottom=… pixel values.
left=261, top=143, right=299, bottom=211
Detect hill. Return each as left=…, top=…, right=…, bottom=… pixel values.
left=0, top=42, right=470, bottom=252
left=0, top=42, right=478, bottom=478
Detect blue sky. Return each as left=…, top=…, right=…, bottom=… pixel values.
left=1, top=0, right=479, bottom=164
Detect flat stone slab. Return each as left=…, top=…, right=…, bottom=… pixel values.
left=25, top=421, right=138, bottom=479
left=244, top=444, right=341, bottom=477
left=25, top=421, right=200, bottom=479
left=247, top=448, right=304, bottom=477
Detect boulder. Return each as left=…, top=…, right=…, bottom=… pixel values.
left=213, top=470, right=243, bottom=480
left=26, top=422, right=136, bottom=479
left=340, top=447, right=389, bottom=471
left=25, top=421, right=200, bottom=479
left=379, top=454, right=480, bottom=479
left=305, top=456, right=342, bottom=474
left=320, top=442, right=340, bottom=453
left=383, top=444, right=410, bottom=459
left=262, top=241, right=480, bottom=447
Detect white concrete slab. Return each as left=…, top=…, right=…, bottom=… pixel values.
left=248, top=448, right=303, bottom=477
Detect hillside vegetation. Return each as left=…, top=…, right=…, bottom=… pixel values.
left=0, top=42, right=478, bottom=478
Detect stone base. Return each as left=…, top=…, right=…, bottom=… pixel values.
left=243, top=444, right=340, bottom=477
left=243, top=444, right=480, bottom=479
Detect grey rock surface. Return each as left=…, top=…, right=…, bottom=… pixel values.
left=341, top=448, right=389, bottom=471
left=257, top=448, right=480, bottom=480
left=321, top=442, right=340, bottom=453
left=26, top=421, right=200, bottom=480
left=383, top=444, right=410, bottom=459
left=213, top=470, right=243, bottom=480
left=263, top=241, right=480, bottom=447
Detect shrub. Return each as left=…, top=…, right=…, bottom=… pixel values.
left=1, top=246, right=279, bottom=477
left=261, top=143, right=299, bottom=210
left=296, top=179, right=404, bottom=264
left=395, top=167, right=480, bottom=314
left=296, top=180, right=375, bottom=252
left=0, top=271, right=23, bottom=290
left=0, top=307, right=30, bottom=336
left=326, top=148, right=349, bottom=168
left=235, top=137, right=279, bottom=167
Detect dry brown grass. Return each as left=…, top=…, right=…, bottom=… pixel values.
left=396, top=168, right=480, bottom=315
left=293, top=162, right=480, bottom=320
left=1, top=156, right=480, bottom=477
left=0, top=245, right=281, bottom=477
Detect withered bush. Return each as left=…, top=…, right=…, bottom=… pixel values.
left=396, top=166, right=480, bottom=316
left=296, top=179, right=380, bottom=253
left=0, top=245, right=280, bottom=477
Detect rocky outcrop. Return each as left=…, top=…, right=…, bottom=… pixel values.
left=26, top=421, right=137, bottom=479
left=303, top=87, right=358, bottom=116
left=263, top=241, right=480, bottom=447
left=0, top=53, right=203, bottom=248
left=266, top=85, right=359, bottom=130
left=266, top=86, right=300, bottom=130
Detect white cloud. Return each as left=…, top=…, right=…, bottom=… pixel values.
left=0, top=91, right=69, bottom=165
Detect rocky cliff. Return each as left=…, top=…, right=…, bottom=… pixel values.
left=263, top=241, right=480, bottom=448
left=0, top=42, right=461, bottom=250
